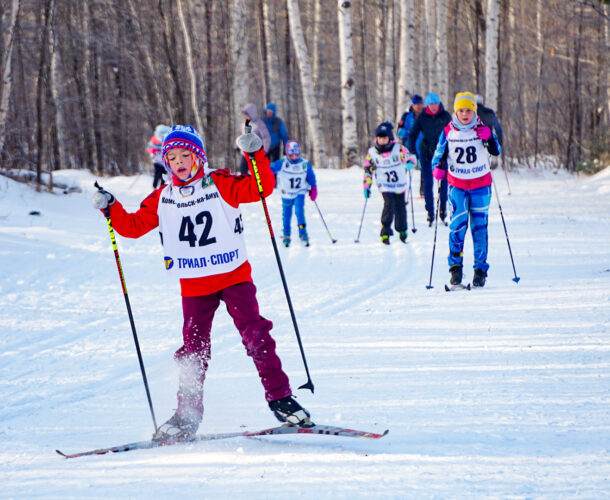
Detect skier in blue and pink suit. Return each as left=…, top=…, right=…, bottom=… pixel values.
left=431, top=92, right=501, bottom=288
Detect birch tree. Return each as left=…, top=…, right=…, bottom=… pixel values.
left=286, top=0, right=327, bottom=167
left=0, top=0, right=20, bottom=155
left=262, top=2, right=281, bottom=105
left=383, top=1, right=395, bottom=119
left=231, top=0, right=248, bottom=135
left=177, top=0, right=203, bottom=133
left=338, top=0, right=358, bottom=166
left=397, top=0, right=416, bottom=120
left=50, top=1, right=67, bottom=170
left=484, top=0, right=500, bottom=111
left=424, top=0, right=437, bottom=94
left=436, top=0, right=449, bottom=104
left=375, top=0, right=387, bottom=123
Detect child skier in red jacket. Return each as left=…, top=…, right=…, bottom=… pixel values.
left=92, top=125, right=312, bottom=440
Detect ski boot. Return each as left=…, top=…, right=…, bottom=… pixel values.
left=399, top=231, right=408, bottom=243
left=472, top=268, right=487, bottom=288
left=427, top=212, right=434, bottom=227
left=152, top=412, right=200, bottom=442
left=449, top=265, right=463, bottom=285
left=381, top=235, right=390, bottom=245
left=268, top=396, right=313, bottom=428
left=282, top=235, right=291, bottom=247
left=298, top=224, right=310, bottom=247
left=439, top=207, right=447, bottom=225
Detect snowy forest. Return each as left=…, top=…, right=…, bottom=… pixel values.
left=0, top=0, right=608, bottom=186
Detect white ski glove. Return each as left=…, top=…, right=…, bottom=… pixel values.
left=92, top=189, right=115, bottom=210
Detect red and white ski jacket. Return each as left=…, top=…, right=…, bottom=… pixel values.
left=104, top=148, right=274, bottom=297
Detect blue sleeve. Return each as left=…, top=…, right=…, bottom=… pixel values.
left=306, top=162, right=316, bottom=187
left=280, top=121, right=289, bottom=145
left=431, top=131, right=448, bottom=170
left=487, top=133, right=502, bottom=156
left=407, top=118, right=421, bottom=155
left=270, top=159, right=282, bottom=174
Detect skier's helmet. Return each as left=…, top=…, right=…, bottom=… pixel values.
left=285, top=140, right=300, bottom=157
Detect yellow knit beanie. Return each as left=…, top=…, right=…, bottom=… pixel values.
left=454, top=92, right=477, bottom=113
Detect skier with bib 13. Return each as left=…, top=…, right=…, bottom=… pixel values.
left=270, top=140, right=317, bottom=247
left=431, top=92, right=501, bottom=288
left=92, top=124, right=312, bottom=441
left=363, top=121, right=417, bottom=245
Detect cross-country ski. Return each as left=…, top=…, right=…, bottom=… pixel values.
left=56, top=424, right=388, bottom=459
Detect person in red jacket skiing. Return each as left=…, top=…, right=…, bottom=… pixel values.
left=92, top=125, right=312, bottom=441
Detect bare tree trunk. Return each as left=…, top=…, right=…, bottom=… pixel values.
left=256, top=1, right=268, bottom=103
left=0, top=0, right=20, bottom=156
left=338, top=0, right=358, bottom=166
left=383, top=1, right=395, bottom=120
left=472, top=0, right=484, bottom=94
left=484, top=0, right=500, bottom=111
left=263, top=1, right=281, bottom=103
left=50, top=0, right=67, bottom=171
left=436, top=0, right=449, bottom=104
left=424, top=0, right=437, bottom=95
left=286, top=0, right=327, bottom=167
left=397, top=0, right=416, bottom=121
left=533, top=0, right=546, bottom=168
left=177, top=0, right=203, bottom=133
left=359, top=0, right=371, bottom=140
left=312, top=0, right=323, bottom=85
left=600, top=3, right=610, bottom=129
left=375, top=0, right=387, bottom=123
left=231, top=0, right=248, bottom=136
left=35, top=0, right=55, bottom=190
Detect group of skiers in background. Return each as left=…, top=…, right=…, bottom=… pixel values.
left=365, top=91, right=502, bottom=288
left=124, top=88, right=502, bottom=441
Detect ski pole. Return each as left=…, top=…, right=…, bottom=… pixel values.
left=313, top=200, right=337, bottom=243
left=94, top=181, right=159, bottom=433
left=426, top=185, right=442, bottom=289
left=354, top=198, right=368, bottom=243
left=237, top=123, right=314, bottom=393
left=408, top=170, right=417, bottom=233
left=491, top=175, right=520, bottom=283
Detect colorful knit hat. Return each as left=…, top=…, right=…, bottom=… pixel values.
left=375, top=121, right=395, bottom=141
left=411, top=94, right=424, bottom=105
left=454, top=92, right=477, bottom=113
left=424, top=92, right=441, bottom=106
left=161, top=125, right=207, bottom=179
left=285, top=140, right=301, bottom=156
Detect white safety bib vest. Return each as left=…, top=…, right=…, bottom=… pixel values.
left=368, top=143, right=408, bottom=193
left=446, top=127, right=490, bottom=180
left=157, top=177, right=248, bottom=279
left=276, top=158, right=310, bottom=199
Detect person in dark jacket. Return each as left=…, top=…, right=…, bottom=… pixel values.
left=264, top=103, right=289, bottom=163
left=475, top=95, right=503, bottom=148
left=397, top=94, right=425, bottom=196
left=407, top=92, right=451, bottom=225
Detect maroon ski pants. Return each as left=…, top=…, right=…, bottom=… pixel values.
left=174, top=281, right=292, bottom=420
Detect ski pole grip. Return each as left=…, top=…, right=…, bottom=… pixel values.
left=94, top=180, right=111, bottom=219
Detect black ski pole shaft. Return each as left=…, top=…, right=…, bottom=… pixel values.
left=408, top=170, right=417, bottom=233
left=354, top=198, right=368, bottom=243
left=426, top=187, right=442, bottom=289
left=246, top=150, right=314, bottom=393
left=491, top=176, right=520, bottom=283
left=94, top=181, right=159, bottom=433
left=313, top=200, right=337, bottom=243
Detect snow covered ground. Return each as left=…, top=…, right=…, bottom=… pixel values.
left=0, top=165, right=608, bottom=499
